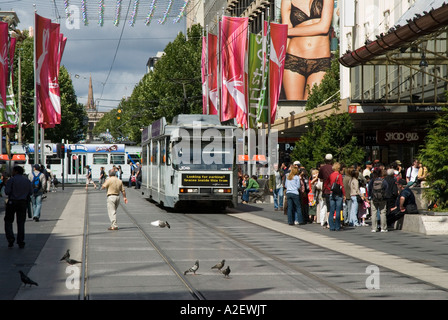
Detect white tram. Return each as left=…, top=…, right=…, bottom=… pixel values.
left=27, top=143, right=141, bottom=184
left=141, top=114, right=238, bottom=210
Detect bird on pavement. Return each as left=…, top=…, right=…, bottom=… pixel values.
left=211, top=259, right=225, bottom=271
left=222, top=266, right=231, bottom=278
left=19, top=271, right=38, bottom=287
left=184, top=260, right=199, bottom=275
left=60, top=249, right=70, bottom=261
left=151, top=220, right=171, bottom=229
left=65, top=257, right=81, bottom=265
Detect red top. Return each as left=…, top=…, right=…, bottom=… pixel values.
left=328, top=171, right=346, bottom=197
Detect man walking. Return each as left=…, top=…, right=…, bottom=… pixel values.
left=5, top=166, right=33, bottom=248
left=28, top=164, right=46, bottom=222
left=101, top=170, right=128, bottom=230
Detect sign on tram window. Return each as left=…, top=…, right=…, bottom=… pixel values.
left=182, top=174, right=230, bottom=186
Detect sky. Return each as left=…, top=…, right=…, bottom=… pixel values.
left=5, top=0, right=190, bottom=112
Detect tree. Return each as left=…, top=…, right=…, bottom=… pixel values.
left=418, top=107, right=448, bottom=210
left=291, top=110, right=365, bottom=170
left=93, top=24, right=203, bottom=143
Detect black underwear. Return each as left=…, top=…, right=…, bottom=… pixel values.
left=284, top=53, right=331, bottom=78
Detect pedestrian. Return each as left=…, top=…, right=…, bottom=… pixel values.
left=318, top=154, right=333, bottom=227
left=242, top=175, right=259, bottom=204
left=368, top=168, right=389, bottom=232
left=85, top=165, right=97, bottom=190
left=308, top=169, right=319, bottom=223
left=363, top=161, right=373, bottom=179
left=100, top=170, right=128, bottom=230
left=45, top=165, right=53, bottom=193
left=135, top=162, right=142, bottom=189
left=299, top=167, right=309, bottom=222
left=349, top=167, right=362, bottom=227
left=328, top=162, right=345, bottom=231
left=5, top=166, right=33, bottom=248
left=406, top=159, right=419, bottom=187
left=0, top=172, right=10, bottom=212
left=128, top=161, right=136, bottom=187
left=99, top=166, right=107, bottom=187
left=358, top=180, right=369, bottom=226
left=28, top=164, right=46, bottom=222
left=387, top=179, right=418, bottom=227
left=285, top=166, right=305, bottom=226
left=342, top=165, right=353, bottom=225
left=117, top=165, right=123, bottom=180
left=269, top=163, right=284, bottom=211
left=384, top=168, right=398, bottom=216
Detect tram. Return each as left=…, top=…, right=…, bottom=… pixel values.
left=141, top=114, right=238, bottom=210
left=26, top=143, right=141, bottom=183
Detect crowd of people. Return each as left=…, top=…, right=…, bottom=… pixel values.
left=85, top=161, right=142, bottom=190
left=239, top=154, right=422, bottom=233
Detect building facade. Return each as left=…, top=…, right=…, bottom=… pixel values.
left=190, top=0, right=448, bottom=168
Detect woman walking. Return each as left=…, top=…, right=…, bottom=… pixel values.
left=285, top=166, right=305, bottom=225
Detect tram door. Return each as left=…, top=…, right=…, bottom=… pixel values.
left=67, top=154, right=86, bottom=183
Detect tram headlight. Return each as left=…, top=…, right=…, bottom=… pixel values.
left=213, top=188, right=232, bottom=193
left=179, top=188, right=199, bottom=193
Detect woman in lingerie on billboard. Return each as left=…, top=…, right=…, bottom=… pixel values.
left=281, top=0, right=334, bottom=100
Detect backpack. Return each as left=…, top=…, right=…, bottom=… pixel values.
left=32, top=172, right=42, bottom=194
left=372, top=178, right=386, bottom=201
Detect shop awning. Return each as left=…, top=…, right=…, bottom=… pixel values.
left=339, top=0, right=448, bottom=67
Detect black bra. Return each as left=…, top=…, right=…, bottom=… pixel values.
left=290, top=0, right=323, bottom=27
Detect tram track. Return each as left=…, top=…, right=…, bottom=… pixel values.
left=80, top=192, right=206, bottom=300
left=182, top=213, right=362, bottom=300
left=78, top=190, right=448, bottom=300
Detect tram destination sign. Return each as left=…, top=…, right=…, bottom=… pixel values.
left=182, top=174, right=230, bottom=186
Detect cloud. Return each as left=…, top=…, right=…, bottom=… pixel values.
left=13, top=0, right=187, bottom=111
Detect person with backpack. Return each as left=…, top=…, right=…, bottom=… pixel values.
left=4, top=166, right=33, bottom=248
left=368, top=168, right=389, bottom=232
left=28, top=164, right=46, bottom=222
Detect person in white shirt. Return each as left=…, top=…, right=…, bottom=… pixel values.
left=406, top=159, right=419, bottom=187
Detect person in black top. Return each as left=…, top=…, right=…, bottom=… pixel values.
left=4, top=166, right=33, bottom=248
left=387, top=179, right=417, bottom=226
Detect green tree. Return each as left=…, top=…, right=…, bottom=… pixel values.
left=94, top=24, right=203, bottom=142
left=291, top=111, right=364, bottom=170
left=418, top=107, right=448, bottom=209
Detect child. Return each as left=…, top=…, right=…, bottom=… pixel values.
left=358, top=180, right=369, bottom=226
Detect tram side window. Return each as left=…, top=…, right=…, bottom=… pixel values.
left=111, top=154, right=125, bottom=165
left=127, top=154, right=141, bottom=164
left=46, top=154, right=62, bottom=165
left=93, top=154, right=108, bottom=165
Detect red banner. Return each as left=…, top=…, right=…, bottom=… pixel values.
left=35, top=13, right=52, bottom=126
left=269, top=22, right=288, bottom=124
left=36, top=14, right=65, bottom=128
left=0, top=22, right=8, bottom=113
left=220, top=16, right=248, bottom=127
left=201, top=33, right=218, bottom=115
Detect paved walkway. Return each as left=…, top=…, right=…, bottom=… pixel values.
left=2, top=186, right=448, bottom=299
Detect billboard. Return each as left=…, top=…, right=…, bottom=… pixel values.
left=279, top=0, right=339, bottom=101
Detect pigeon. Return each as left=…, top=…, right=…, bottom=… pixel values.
left=151, top=220, right=170, bottom=229
left=19, top=271, right=38, bottom=287
left=184, top=260, right=199, bottom=275
left=65, top=257, right=81, bottom=265
left=60, top=249, right=70, bottom=261
left=211, top=259, right=225, bottom=271
left=222, top=266, right=231, bottom=278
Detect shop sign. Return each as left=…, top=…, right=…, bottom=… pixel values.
left=377, top=130, right=425, bottom=144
